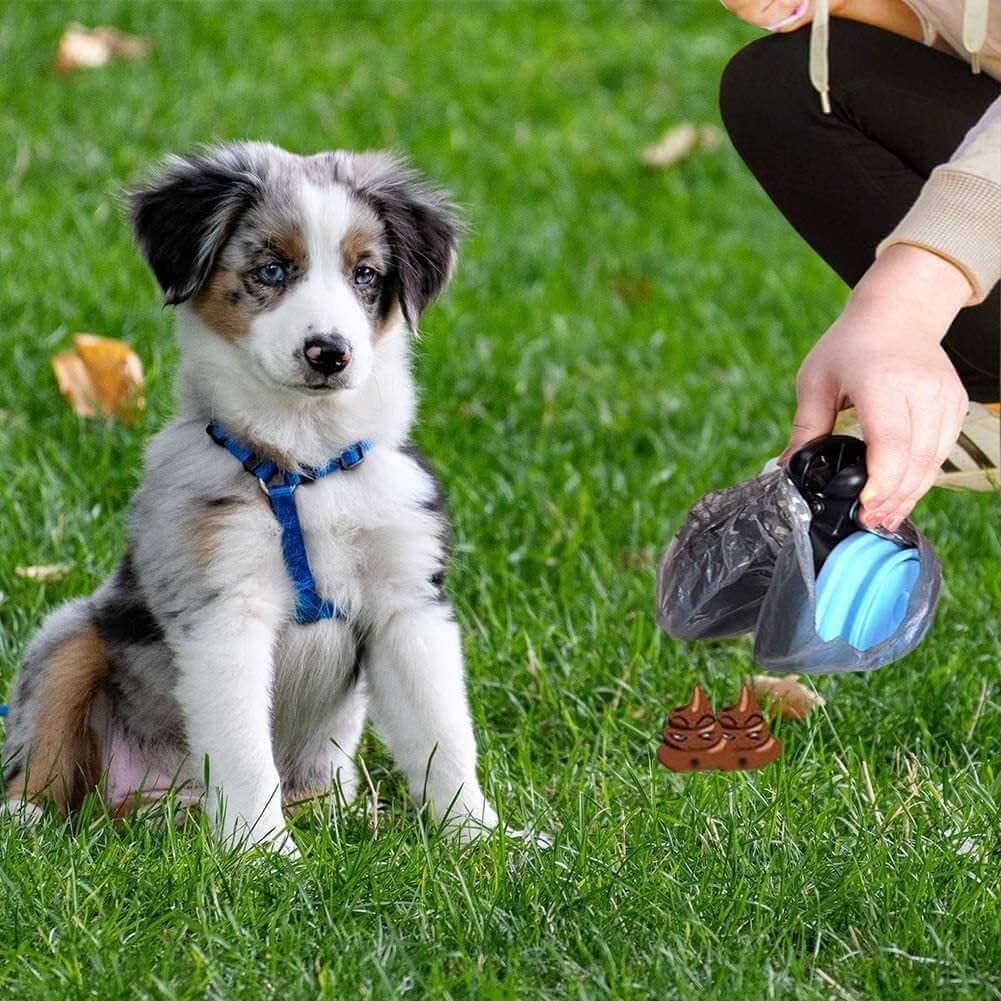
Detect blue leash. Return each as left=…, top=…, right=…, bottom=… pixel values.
left=206, top=423, right=372, bottom=625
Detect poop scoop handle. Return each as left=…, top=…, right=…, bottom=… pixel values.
left=784, top=434, right=868, bottom=573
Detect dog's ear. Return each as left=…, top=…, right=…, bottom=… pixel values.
left=129, top=150, right=262, bottom=305
left=350, top=154, right=460, bottom=329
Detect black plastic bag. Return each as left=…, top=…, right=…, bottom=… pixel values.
left=656, top=438, right=941, bottom=674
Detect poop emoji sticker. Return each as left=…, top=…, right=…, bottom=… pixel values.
left=657, top=685, right=730, bottom=772
left=657, top=682, right=781, bottom=773
left=715, top=683, right=781, bottom=770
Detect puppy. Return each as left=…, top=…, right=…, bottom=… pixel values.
left=2, top=143, right=500, bottom=852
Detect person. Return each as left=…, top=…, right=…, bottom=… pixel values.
left=717, top=0, right=999, bottom=530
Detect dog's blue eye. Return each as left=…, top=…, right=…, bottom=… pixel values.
left=353, top=265, right=378, bottom=288
left=257, top=262, right=286, bottom=285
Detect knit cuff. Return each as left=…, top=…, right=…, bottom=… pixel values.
left=877, top=169, right=1001, bottom=306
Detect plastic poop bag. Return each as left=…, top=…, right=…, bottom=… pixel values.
left=655, top=436, right=941, bottom=674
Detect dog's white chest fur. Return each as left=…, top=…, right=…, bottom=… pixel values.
left=290, top=447, right=445, bottom=624
left=267, top=445, right=447, bottom=770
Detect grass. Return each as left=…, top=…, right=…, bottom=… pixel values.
left=0, top=1, right=999, bottom=998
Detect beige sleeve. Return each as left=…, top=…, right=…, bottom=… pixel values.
left=877, top=95, right=1001, bottom=305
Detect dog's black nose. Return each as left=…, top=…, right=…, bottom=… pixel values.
left=304, top=335, right=352, bottom=375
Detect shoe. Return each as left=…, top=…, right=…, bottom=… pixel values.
left=657, top=685, right=730, bottom=772
left=716, top=683, right=781, bottom=771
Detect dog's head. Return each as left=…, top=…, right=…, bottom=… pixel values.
left=129, top=143, right=458, bottom=394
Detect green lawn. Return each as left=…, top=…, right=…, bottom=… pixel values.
left=1, top=2, right=999, bottom=998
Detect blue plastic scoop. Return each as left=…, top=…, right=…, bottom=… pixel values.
left=815, top=530, right=921, bottom=650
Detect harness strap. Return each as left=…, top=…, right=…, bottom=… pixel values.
left=207, top=422, right=280, bottom=481
left=267, top=481, right=338, bottom=624
left=206, top=423, right=372, bottom=625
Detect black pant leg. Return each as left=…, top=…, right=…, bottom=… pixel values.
left=719, top=19, right=1000, bottom=401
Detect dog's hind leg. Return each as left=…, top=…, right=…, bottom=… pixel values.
left=280, top=681, right=367, bottom=814
left=2, top=600, right=107, bottom=816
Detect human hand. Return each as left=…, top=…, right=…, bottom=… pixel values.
left=779, top=245, right=973, bottom=531
left=719, top=0, right=923, bottom=38
left=718, top=0, right=822, bottom=32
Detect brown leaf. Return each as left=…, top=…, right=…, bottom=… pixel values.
left=16, top=564, right=73, bottom=583
left=615, top=278, right=653, bottom=303
left=695, top=124, right=723, bottom=151
left=52, top=333, right=145, bottom=424
left=619, top=547, right=654, bottom=571
left=641, top=123, right=723, bottom=169
left=52, top=351, right=98, bottom=417
left=641, top=123, right=698, bottom=169
left=457, top=400, right=486, bottom=420
left=751, top=673, right=825, bottom=722
left=55, top=24, right=151, bottom=74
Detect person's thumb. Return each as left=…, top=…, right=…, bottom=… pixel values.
left=778, top=377, right=838, bottom=465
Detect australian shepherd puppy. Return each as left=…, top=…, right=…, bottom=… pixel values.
left=2, top=143, right=501, bottom=854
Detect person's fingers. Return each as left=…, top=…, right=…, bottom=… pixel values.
left=894, top=413, right=958, bottom=525
left=885, top=390, right=968, bottom=529
left=856, top=395, right=913, bottom=529
left=725, top=0, right=790, bottom=30
left=770, top=0, right=812, bottom=31
left=899, top=465, right=941, bottom=526
left=778, top=368, right=838, bottom=465
left=880, top=395, right=943, bottom=530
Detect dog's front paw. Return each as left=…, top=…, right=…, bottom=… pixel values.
left=504, top=826, right=555, bottom=849
left=437, top=797, right=499, bottom=843
left=2, top=798, right=47, bottom=827
left=211, top=799, right=300, bottom=859
left=226, top=819, right=301, bottom=861
left=441, top=811, right=555, bottom=850
left=250, top=827, right=301, bottom=860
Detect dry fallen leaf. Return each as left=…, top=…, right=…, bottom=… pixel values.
left=751, top=673, right=826, bottom=722
left=641, top=123, right=698, bottom=168
left=457, top=400, right=487, bottom=420
left=52, top=333, right=145, bottom=423
left=55, top=24, right=151, bottom=74
left=615, top=277, right=653, bottom=303
left=619, top=547, right=654, bottom=571
left=641, top=123, right=723, bottom=169
left=52, top=352, right=95, bottom=414
left=16, top=564, right=73, bottom=584
left=695, top=124, right=723, bottom=152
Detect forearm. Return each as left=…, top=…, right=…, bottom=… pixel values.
left=845, top=244, right=973, bottom=341
left=877, top=99, right=1001, bottom=304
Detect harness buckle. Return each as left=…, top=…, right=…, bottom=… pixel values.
left=339, top=444, right=367, bottom=470
left=258, top=477, right=297, bottom=496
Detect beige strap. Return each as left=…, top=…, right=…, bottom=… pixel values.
left=963, top=0, right=989, bottom=73
left=809, top=0, right=832, bottom=114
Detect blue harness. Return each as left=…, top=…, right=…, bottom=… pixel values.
left=0, top=428, right=367, bottom=722
left=206, top=423, right=372, bottom=625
